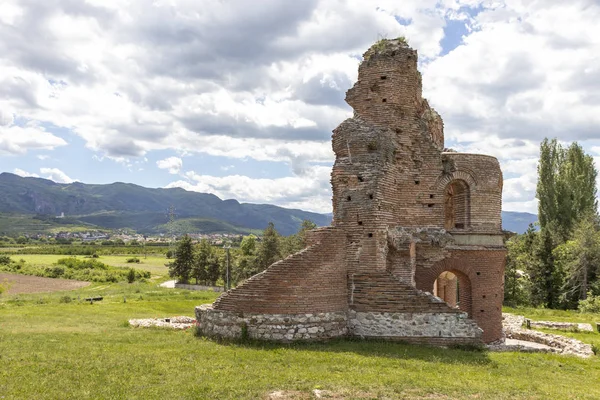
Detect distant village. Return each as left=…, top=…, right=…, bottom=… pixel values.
left=21, top=230, right=246, bottom=246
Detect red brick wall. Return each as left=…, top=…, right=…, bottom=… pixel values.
left=415, top=249, right=507, bottom=343
left=213, top=227, right=348, bottom=314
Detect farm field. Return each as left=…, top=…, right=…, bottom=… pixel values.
left=1, top=283, right=600, bottom=399
left=10, top=254, right=170, bottom=276
left=0, top=272, right=90, bottom=294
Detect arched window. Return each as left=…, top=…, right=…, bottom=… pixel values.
left=433, top=270, right=472, bottom=317
left=444, top=179, right=470, bottom=230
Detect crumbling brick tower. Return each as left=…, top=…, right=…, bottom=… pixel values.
left=196, top=39, right=506, bottom=344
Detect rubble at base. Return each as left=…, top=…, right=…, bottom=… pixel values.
left=129, top=316, right=195, bottom=330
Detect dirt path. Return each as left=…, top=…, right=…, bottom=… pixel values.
left=0, top=273, right=90, bottom=294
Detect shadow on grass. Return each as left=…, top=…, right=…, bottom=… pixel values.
left=204, top=336, right=493, bottom=366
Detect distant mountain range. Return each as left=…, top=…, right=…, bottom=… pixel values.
left=0, top=172, right=537, bottom=235
left=501, top=211, right=538, bottom=234
left=0, top=173, right=331, bottom=236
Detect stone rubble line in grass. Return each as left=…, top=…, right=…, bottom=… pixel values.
left=526, top=320, right=594, bottom=332
left=500, top=313, right=594, bottom=358
left=129, top=316, right=196, bottom=330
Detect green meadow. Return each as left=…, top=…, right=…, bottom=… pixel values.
left=1, top=282, right=600, bottom=399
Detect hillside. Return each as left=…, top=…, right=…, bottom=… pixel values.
left=0, top=173, right=331, bottom=236
left=502, top=211, right=537, bottom=234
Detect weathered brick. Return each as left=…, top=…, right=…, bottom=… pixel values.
left=199, top=39, right=506, bottom=345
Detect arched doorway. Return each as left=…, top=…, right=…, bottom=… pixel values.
left=444, top=180, right=470, bottom=230
left=433, top=269, right=472, bottom=317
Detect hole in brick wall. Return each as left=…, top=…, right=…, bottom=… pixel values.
left=382, top=98, right=387, bottom=103
left=368, top=233, right=373, bottom=238
left=395, top=128, right=402, bottom=134
left=414, top=180, right=420, bottom=185
left=427, top=204, right=434, bottom=208
left=358, top=221, right=363, bottom=225
left=480, top=310, right=485, bottom=313
left=369, top=194, right=374, bottom=199
left=482, top=295, right=486, bottom=299
left=357, top=175, right=364, bottom=182
left=380, top=76, right=387, bottom=80
left=347, top=196, right=352, bottom=201
left=476, top=272, right=481, bottom=276
left=429, top=194, right=434, bottom=199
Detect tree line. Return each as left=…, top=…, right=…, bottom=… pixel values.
left=505, top=138, right=600, bottom=311
left=168, top=220, right=317, bottom=287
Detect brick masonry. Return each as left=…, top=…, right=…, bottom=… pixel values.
left=197, top=39, right=506, bottom=344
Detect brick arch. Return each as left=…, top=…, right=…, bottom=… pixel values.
left=435, top=170, right=477, bottom=191
left=415, top=258, right=477, bottom=317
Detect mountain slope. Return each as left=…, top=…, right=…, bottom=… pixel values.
left=0, top=173, right=331, bottom=235
left=502, top=211, right=537, bottom=234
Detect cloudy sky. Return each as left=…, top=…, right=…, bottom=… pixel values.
left=1, top=0, right=599, bottom=215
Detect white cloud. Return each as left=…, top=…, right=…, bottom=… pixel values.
left=40, top=167, right=75, bottom=183
left=167, top=166, right=332, bottom=213
left=156, top=156, right=183, bottom=174
left=0, top=123, right=67, bottom=155
left=13, top=168, right=39, bottom=178
left=2, top=0, right=600, bottom=214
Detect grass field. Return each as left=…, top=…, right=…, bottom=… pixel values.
left=8, top=254, right=170, bottom=276
left=1, top=285, right=600, bottom=399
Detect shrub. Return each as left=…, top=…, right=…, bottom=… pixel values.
left=578, top=292, right=600, bottom=313
left=0, top=255, right=11, bottom=265
left=127, top=268, right=136, bottom=284
left=59, top=295, right=72, bottom=304
left=126, top=257, right=140, bottom=263
left=166, top=250, right=173, bottom=259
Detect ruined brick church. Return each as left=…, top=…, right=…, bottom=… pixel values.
left=196, top=39, right=506, bottom=344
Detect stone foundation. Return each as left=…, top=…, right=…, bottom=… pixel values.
left=196, top=304, right=482, bottom=344
left=195, top=304, right=347, bottom=341
left=348, top=310, right=482, bottom=343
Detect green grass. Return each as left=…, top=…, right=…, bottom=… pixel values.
left=8, top=254, right=170, bottom=276
left=504, top=306, right=600, bottom=325
left=0, top=290, right=599, bottom=399
left=504, top=306, right=600, bottom=349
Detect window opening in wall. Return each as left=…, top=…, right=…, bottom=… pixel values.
left=428, top=204, right=434, bottom=208
left=369, top=194, right=374, bottom=199
left=433, top=270, right=472, bottom=317
left=380, top=76, right=387, bottom=80
left=382, top=98, right=387, bottom=103
left=444, top=179, right=470, bottom=230
left=347, top=196, right=352, bottom=201
left=429, top=194, right=434, bottom=199
left=358, top=176, right=364, bottom=182
left=414, top=180, right=420, bottom=185
left=367, top=233, right=373, bottom=238
left=358, top=221, right=363, bottom=225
